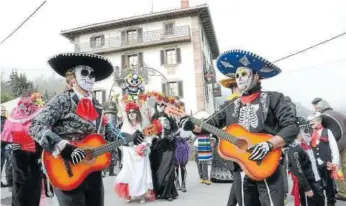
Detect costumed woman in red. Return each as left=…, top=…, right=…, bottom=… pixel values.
left=1, top=93, right=45, bottom=206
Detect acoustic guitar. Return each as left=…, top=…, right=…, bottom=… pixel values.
left=42, top=123, right=162, bottom=191
left=164, top=104, right=282, bottom=181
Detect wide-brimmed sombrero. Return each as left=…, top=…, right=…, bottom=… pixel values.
left=48, top=53, right=114, bottom=81
left=216, top=49, right=281, bottom=79
left=219, top=78, right=237, bottom=89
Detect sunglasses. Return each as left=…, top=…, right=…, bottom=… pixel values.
left=81, top=69, right=96, bottom=78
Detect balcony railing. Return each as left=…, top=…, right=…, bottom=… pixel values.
left=76, top=25, right=191, bottom=53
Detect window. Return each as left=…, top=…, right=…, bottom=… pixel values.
left=90, top=35, right=105, bottom=48
left=164, top=22, right=175, bottom=35
left=127, top=30, right=138, bottom=44
left=160, top=48, right=181, bottom=65
left=121, top=52, right=143, bottom=68
left=128, top=54, right=138, bottom=67
left=162, top=81, right=183, bottom=98
left=166, top=49, right=176, bottom=65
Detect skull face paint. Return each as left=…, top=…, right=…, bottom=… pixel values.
left=128, top=109, right=137, bottom=120
left=235, top=67, right=257, bottom=94
left=74, top=65, right=96, bottom=92
left=156, top=103, right=166, bottom=113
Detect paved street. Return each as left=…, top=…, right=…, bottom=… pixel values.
left=1, top=162, right=344, bottom=206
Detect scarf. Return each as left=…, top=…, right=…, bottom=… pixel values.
left=310, top=125, right=323, bottom=147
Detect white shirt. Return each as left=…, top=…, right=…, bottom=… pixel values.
left=317, top=128, right=340, bottom=165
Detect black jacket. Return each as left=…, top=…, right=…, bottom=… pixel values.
left=287, top=143, right=317, bottom=192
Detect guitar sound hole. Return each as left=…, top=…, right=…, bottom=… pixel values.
left=83, top=149, right=94, bottom=161
left=235, top=139, right=248, bottom=151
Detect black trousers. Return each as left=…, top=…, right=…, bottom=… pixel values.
left=299, top=180, right=325, bottom=206
left=319, top=166, right=336, bottom=205
left=243, top=165, right=285, bottom=206
left=11, top=150, right=42, bottom=206
left=54, top=172, right=104, bottom=206
left=227, top=168, right=242, bottom=206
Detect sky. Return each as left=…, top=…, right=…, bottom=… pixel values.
left=0, top=0, right=346, bottom=111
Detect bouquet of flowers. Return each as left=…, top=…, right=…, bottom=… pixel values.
left=136, top=143, right=151, bottom=157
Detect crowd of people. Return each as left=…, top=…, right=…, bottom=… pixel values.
left=0, top=50, right=345, bottom=206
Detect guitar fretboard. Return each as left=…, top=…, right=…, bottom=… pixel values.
left=92, top=139, right=123, bottom=157
left=189, top=117, right=238, bottom=144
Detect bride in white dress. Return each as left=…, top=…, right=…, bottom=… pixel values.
left=114, top=101, right=155, bottom=204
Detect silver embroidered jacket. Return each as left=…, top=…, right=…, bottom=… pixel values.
left=29, top=90, right=131, bottom=153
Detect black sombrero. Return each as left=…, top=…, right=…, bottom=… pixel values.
left=48, top=53, right=114, bottom=81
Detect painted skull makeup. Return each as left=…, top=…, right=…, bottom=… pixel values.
left=235, top=67, right=257, bottom=94
left=156, top=103, right=166, bottom=113
left=74, top=65, right=96, bottom=92
left=128, top=109, right=137, bottom=120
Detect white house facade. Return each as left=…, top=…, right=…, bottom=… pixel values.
left=61, top=3, right=220, bottom=114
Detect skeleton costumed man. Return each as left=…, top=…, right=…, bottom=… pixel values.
left=29, top=53, right=131, bottom=206
left=1, top=94, right=45, bottom=206
left=180, top=50, right=299, bottom=206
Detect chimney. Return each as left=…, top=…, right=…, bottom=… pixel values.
left=181, top=0, right=189, bottom=9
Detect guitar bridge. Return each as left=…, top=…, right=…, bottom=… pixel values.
left=256, top=159, right=262, bottom=166
left=63, top=159, right=73, bottom=177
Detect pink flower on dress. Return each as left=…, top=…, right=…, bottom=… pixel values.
left=136, top=143, right=150, bottom=157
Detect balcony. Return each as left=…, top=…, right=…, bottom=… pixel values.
left=76, top=26, right=191, bottom=54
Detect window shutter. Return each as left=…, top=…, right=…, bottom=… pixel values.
left=162, top=83, right=167, bottom=95
left=90, top=37, right=95, bottom=48
left=101, top=35, right=105, bottom=47
left=178, top=81, right=184, bottom=98
left=176, top=48, right=181, bottom=64
left=121, top=31, right=126, bottom=46
left=160, top=50, right=165, bottom=65
left=121, top=55, right=126, bottom=69
left=138, top=52, right=143, bottom=66
left=102, top=90, right=106, bottom=103
left=137, top=28, right=143, bottom=43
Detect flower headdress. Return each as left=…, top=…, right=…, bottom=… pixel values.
left=125, top=102, right=140, bottom=113
left=17, top=93, right=45, bottom=114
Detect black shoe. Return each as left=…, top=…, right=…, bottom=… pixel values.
left=1, top=183, right=9, bottom=187
left=109, top=172, right=116, bottom=176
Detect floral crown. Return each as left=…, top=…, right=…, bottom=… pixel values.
left=17, top=93, right=44, bottom=113
left=125, top=102, right=139, bottom=112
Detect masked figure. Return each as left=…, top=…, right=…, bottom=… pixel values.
left=29, top=53, right=132, bottom=206
left=307, top=112, right=340, bottom=206
left=1, top=93, right=45, bottom=206
left=180, top=49, right=299, bottom=206
left=114, top=101, right=155, bottom=204
left=122, top=73, right=145, bottom=101
left=149, top=95, right=179, bottom=201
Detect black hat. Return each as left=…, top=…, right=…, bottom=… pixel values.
left=48, top=53, right=114, bottom=81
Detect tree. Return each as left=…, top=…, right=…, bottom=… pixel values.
left=0, top=93, right=15, bottom=103
left=9, top=70, right=34, bottom=97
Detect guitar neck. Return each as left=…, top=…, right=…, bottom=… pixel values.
left=189, top=117, right=238, bottom=144
left=92, top=139, right=124, bottom=157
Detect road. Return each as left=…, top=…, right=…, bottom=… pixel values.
left=1, top=162, right=344, bottom=206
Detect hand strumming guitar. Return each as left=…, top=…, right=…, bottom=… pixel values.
left=60, top=144, right=85, bottom=165
left=248, top=141, right=274, bottom=161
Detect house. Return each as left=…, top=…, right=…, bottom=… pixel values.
left=60, top=1, right=220, bottom=114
